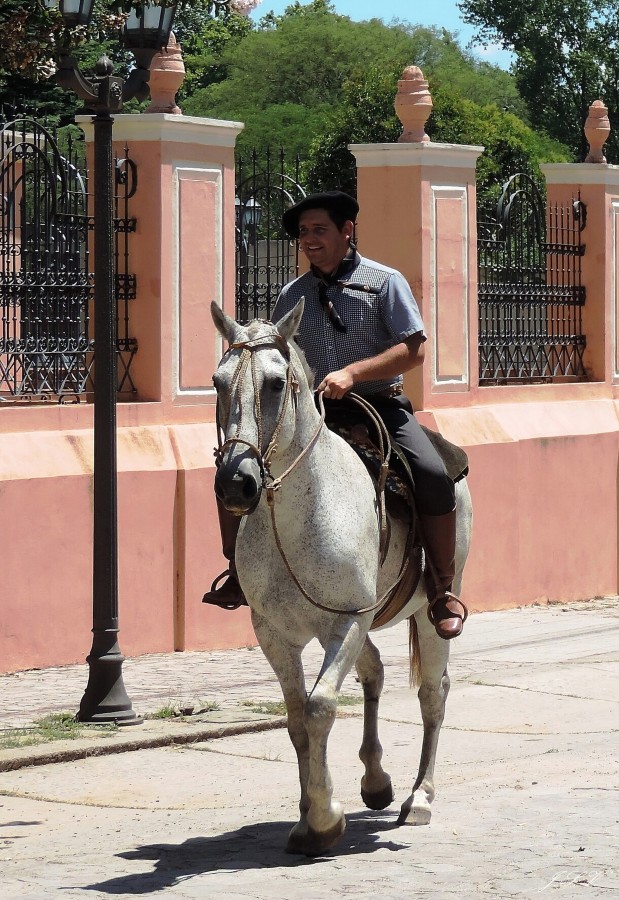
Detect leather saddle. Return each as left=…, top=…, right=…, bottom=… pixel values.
left=325, top=402, right=468, bottom=629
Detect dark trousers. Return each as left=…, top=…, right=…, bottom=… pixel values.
left=323, top=394, right=455, bottom=516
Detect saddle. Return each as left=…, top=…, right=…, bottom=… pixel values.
left=325, top=399, right=468, bottom=629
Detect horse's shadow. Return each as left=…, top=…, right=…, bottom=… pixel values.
left=83, top=810, right=409, bottom=895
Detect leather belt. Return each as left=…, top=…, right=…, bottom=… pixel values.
left=370, top=384, right=404, bottom=400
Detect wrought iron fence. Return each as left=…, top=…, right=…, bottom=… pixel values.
left=478, top=173, right=587, bottom=383
left=235, top=148, right=306, bottom=323
left=0, top=116, right=137, bottom=403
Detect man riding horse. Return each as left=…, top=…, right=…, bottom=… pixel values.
left=203, top=191, right=468, bottom=640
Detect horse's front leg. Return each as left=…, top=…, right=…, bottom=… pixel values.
left=355, top=636, right=394, bottom=810
left=398, top=608, right=450, bottom=826
left=298, top=618, right=369, bottom=856
left=251, top=612, right=311, bottom=850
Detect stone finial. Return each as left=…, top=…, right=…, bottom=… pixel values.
left=145, top=33, right=185, bottom=115
left=394, top=66, right=433, bottom=143
left=584, top=99, right=611, bottom=163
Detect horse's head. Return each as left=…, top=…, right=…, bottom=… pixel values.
left=210, top=299, right=309, bottom=515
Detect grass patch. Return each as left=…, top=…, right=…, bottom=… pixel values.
left=240, top=693, right=363, bottom=717
left=241, top=700, right=288, bottom=716
left=338, top=693, right=364, bottom=706
left=0, top=712, right=117, bottom=751
left=144, top=700, right=220, bottom=720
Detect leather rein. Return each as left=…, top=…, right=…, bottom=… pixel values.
left=215, top=334, right=408, bottom=618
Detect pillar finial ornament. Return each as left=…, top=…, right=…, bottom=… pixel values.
left=584, top=99, right=611, bottom=163
left=394, top=66, right=433, bottom=144
left=145, top=32, right=185, bottom=115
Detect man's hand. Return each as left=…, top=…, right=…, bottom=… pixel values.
left=317, top=368, right=354, bottom=400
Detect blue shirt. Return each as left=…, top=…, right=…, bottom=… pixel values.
left=272, top=253, right=426, bottom=395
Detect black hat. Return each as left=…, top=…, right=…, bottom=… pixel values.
left=283, top=191, right=359, bottom=238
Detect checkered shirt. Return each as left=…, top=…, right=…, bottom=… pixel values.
left=272, top=253, right=426, bottom=395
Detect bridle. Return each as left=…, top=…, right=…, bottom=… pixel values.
left=214, top=332, right=325, bottom=505
left=214, top=331, right=406, bottom=618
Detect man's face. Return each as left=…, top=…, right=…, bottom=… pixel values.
left=297, top=208, right=353, bottom=275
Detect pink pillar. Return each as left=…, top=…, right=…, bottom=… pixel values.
left=542, top=162, right=619, bottom=390
left=78, top=113, right=243, bottom=411
left=76, top=113, right=257, bottom=655
left=349, top=142, right=482, bottom=412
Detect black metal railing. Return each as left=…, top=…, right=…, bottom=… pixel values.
left=0, top=116, right=137, bottom=403
left=235, top=148, right=306, bottom=323
left=478, top=173, right=587, bottom=383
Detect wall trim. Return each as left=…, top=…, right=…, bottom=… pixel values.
left=77, top=113, right=244, bottom=147
left=349, top=142, right=483, bottom=169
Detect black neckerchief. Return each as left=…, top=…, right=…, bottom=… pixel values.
left=311, top=249, right=380, bottom=334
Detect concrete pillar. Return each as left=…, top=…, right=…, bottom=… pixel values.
left=78, top=112, right=243, bottom=412
left=542, top=162, right=619, bottom=388
left=349, top=141, right=483, bottom=411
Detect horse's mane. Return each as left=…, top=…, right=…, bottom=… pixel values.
left=244, top=319, right=315, bottom=391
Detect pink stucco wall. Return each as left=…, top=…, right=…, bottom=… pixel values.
left=2, top=124, right=618, bottom=675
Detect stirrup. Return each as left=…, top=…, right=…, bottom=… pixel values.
left=202, top=570, right=247, bottom=611
left=427, top=591, right=468, bottom=637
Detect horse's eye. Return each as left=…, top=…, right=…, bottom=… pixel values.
left=270, top=377, right=286, bottom=392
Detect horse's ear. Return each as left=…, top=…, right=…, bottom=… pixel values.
left=211, top=301, right=241, bottom=344
left=275, top=297, right=305, bottom=342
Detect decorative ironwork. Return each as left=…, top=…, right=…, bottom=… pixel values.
left=478, top=173, right=587, bottom=383
left=112, top=150, right=138, bottom=393
left=235, top=148, right=306, bottom=323
left=0, top=116, right=138, bottom=402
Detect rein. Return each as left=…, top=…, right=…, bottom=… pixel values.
left=216, top=333, right=407, bottom=619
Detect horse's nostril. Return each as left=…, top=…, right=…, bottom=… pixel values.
left=242, top=475, right=259, bottom=500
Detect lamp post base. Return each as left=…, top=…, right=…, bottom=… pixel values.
left=77, top=630, right=143, bottom=725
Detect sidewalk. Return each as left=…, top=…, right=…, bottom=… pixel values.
left=1, top=595, right=617, bottom=769
left=0, top=597, right=618, bottom=898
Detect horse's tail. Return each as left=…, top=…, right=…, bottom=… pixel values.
left=408, top=614, right=422, bottom=687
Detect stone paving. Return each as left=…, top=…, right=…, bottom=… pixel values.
left=0, top=597, right=617, bottom=899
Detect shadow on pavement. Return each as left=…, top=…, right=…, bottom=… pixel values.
left=83, top=811, right=409, bottom=894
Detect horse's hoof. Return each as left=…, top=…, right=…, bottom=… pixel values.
left=286, top=814, right=346, bottom=856
left=361, top=781, right=394, bottom=811
left=397, top=797, right=431, bottom=826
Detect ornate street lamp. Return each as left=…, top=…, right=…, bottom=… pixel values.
left=241, top=195, right=262, bottom=230
left=44, top=0, right=178, bottom=724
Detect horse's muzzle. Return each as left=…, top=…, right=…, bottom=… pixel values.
left=214, top=456, right=263, bottom=515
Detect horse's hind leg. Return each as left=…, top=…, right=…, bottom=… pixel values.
left=355, top=636, right=394, bottom=810
left=398, top=609, right=450, bottom=826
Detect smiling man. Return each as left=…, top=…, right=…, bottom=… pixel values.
left=203, top=191, right=467, bottom=640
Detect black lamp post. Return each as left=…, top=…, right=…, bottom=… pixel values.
left=45, top=0, right=178, bottom=724
left=235, top=195, right=262, bottom=321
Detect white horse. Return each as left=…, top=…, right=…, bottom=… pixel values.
left=211, top=299, right=472, bottom=857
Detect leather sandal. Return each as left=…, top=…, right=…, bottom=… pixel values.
left=202, top=570, right=248, bottom=610
left=427, top=591, right=468, bottom=640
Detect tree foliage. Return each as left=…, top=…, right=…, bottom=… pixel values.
left=459, top=0, right=619, bottom=161
left=184, top=0, right=539, bottom=169
left=0, top=0, right=247, bottom=121
left=305, top=66, right=569, bottom=200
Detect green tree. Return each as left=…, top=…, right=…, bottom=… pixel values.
left=0, top=1, right=236, bottom=122
left=184, top=2, right=535, bottom=164
left=459, top=0, right=619, bottom=161
left=305, top=66, right=569, bottom=199
left=183, top=0, right=417, bottom=153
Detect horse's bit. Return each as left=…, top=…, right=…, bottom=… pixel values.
left=214, top=333, right=407, bottom=617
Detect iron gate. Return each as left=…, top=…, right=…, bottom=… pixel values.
left=235, top=149, right=306, bottom=323
left=477, top=173, right=587, bottom=383
left=0, top=116, right=137, bottom=402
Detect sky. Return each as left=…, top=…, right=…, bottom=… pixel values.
left=250, top=0, right=513, bottom=70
